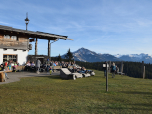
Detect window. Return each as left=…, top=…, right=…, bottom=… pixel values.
left=3, top=54, right=17, bottom=62
left=11, top=36, right=17, bottom=40
left=4, top=35, right=10, bottom=39
left=4, top=35, right=17, bottom=40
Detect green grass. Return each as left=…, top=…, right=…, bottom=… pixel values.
left=0, top=70, right=152, bottom=114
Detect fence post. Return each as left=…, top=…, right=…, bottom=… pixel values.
left=143, top=66, right=145, bottom=79
left=109, top=61, right=111, bottom=73
left=106, top=63, right=108, bottom=92
left=141, top=61, right=144, bottom=78
left=120, top=61, right=123, bottom=75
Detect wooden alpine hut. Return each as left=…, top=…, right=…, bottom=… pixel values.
left=0, top=25, right=70, bottom=65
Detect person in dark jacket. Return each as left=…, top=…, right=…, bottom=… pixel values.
left=111, top=62, right=116, bottom=78
left=45, top=59, right=50, bottom=73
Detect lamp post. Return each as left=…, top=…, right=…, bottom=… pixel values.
left=25, top=12, right=30, bottom=30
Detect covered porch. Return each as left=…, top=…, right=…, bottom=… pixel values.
left=0, top=25, right=72, bottom=64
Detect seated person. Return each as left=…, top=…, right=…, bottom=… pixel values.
left=16, top=61, right=19, bottom=66
left=65, top=63, right=69, bottom=68
left=31, top=61, right=35, bottom=67
left=0, top=64, right=3, bottom=71
left=72, top=66, right=77, bottom=73
left=13, top=62, right=18, bottom=71
left=78, top=67, right=88, bottom=73
left=25, top=61, right=31, bottom=71
left=61, top=62, right=66, bottom=68
left=30, top=61, right=36, bottom=72
left=55, top=61, right=58, bottom=66
left=8, top=63, right=12, bottom=70
left=53, top=62, right=56, bottom=66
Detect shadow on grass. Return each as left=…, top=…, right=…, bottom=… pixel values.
left=121, top=91, right=152, bottom=95
left=87, top=106, right=152, bottom=111
left=106, top=107, right=152, bottom=111
left=128, top=103, right=152, bottom=107
left=36, top=75, right=61, bottom=80
left=23, top=74, right=61, bottom=80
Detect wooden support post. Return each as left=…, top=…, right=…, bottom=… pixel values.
left=120, top=61, right=123, bottom=75
left=0, top=72, right=5, bottom=82
left=35, top=38, right=37, bottom=56
left=109, top=61, right=111, bottom=73
left=48, top=40, right=50, bottom=57
left=50, top=43, right=51, bottom=61
left=143, top=66, right=145, bottom=79
left=106, top=63, right=108, bottom=92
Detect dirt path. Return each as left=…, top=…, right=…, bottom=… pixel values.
left=0, top=71, right=60, bottom=85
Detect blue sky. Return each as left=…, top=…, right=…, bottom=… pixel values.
left=1, top=0, right=152, bottom=56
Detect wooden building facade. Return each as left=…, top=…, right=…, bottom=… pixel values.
left=0, top=25, right=70, bottom=65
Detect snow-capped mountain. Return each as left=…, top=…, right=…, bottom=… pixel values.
left=61, top=47, right=122, bottom=62
left=114, top=53, right=152, bottom=63
left=61, top=47, right=152, bottom=63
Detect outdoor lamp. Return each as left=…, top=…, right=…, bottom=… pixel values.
left=25, top=12, right=30, bottom=30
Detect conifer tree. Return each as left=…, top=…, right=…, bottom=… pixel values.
left=65, top=48, right=73, bottom=62
left=58, top=54, right=62, bottom=62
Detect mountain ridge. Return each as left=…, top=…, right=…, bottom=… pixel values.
left=60, top=47, right=152, bottom=63
left=61, top=47, right=122, bottom=62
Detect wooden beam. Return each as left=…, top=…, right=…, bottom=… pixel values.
left=48, top=40, right=50, bottom=57
left=35, top=38, right=37, bottom=56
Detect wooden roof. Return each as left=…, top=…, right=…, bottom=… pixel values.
left=0, top=25, right=71, bottom=40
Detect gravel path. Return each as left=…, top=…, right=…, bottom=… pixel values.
left=0, top=71, right=60, bottom=85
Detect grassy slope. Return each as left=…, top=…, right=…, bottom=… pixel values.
left=0, top=70, right=152, bottom=114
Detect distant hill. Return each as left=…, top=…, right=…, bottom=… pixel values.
left=61, top=47, right=122, bottom=62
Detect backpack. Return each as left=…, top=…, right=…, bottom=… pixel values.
left=112, top=65, right=116, bottom=71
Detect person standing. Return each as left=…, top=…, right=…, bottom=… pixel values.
left=116, top=65, right=119, bottom=74
left=36, top=59, right=41, bottom=74
left=46, top=59, right=50, bottom=74
left=111, top=62, right=116, bottom=78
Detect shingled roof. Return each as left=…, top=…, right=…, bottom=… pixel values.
left=0, top=25, right=71, bottom=40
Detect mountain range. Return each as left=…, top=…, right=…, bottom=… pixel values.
left=61, top=47, right=152, bottom=63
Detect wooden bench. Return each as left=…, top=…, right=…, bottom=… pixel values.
left=117, top=72, right=125, bottom=75
left=60, top=68, right=83, bottom=80
left=68, top=66, right=73, bottom=69
left=0, top=70, right=12, bottom=82
left=53, top=66, right=62, bottom=70
left=53, top=66, right=62, bottom=72
left=15, top=66, right=25, bottom=71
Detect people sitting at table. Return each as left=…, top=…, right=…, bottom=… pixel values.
left=21, top=60, right=92, bottom=75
